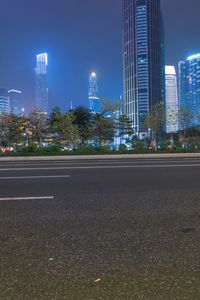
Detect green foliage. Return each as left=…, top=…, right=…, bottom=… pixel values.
left=144, top=101, right=164, bottom=150
left=178, top=108, right=192, bottom=132
left=118, top=144, right=127, bottom=153
left=3, top=103, right=200, bottom=156
left=28, top=110, right=48, bottom=146
left=40, top=145, right=62, bottom=153
left=101, top=99, right=121, bottom=115
left=0, top=114, right=26, bottom=147
left=92, top=113, right=114, bottom=146
left=116, top=114, right=134, bottom=137
left=133, top=140, right=147, bottom=151
left=49, top=109, right=80, bottom=147
left=72, top=106, right=93, bottom=144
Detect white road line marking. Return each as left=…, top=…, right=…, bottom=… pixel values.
left=0, top=164, right=199, bottom=171
left=0, top=196, right=54, bottom=201
left=0, top=175, right=71, bottom=179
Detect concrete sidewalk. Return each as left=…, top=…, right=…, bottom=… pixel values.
left=1, top=153, right=200, bottom=161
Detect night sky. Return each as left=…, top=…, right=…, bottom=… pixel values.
left=0, top=0, right=200, bottom=112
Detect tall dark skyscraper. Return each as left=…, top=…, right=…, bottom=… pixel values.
left=35, top=53, right=48, bottom=114
left=122, top=0, right=164, bottom=138
left=179, top=54, right=200, bottom=128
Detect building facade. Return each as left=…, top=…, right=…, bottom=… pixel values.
left=88, top=72, right=101, bottom=113
left=179, top=54, right=200, bottom=128
left=0, top=88, right=9, bottom=114
left=122, top=0, right=164, bottom=138
left=8, top=90, right=22, bottom=115
left=35, top=53, right=48, bottom=114
left=165, top=66, right=179, bottom=133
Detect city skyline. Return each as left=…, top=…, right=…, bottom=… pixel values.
left=0, top=0, right=200, bottom=112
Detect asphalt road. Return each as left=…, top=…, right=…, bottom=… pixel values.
left=1, top=157, right=200, bottom=299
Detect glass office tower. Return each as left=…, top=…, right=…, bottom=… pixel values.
left=8, top=90, right=22, bottom=115
left=88, top=72, right=101, bottom=113
left=0, top=88, right=9, bottom=114
left=35, top=53, right=48, bottom=114
left=123, top=0, right=164, bottom=138
left=179, top=54, right=200, bottom=128
left=165, top=66, right=179, bottom=133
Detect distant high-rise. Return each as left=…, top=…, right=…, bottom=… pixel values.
left=0, top=88, right=9, bottom=114
left=179, top=54, right=200, bottom=128
left=35, top=53, right=48, bottom=114
left=88, top=72, right=100, bottom=113
left=165, top=66, right=179, bottom=133
left=122, top=0, right=164, bottom=138
left=8, top=90, right=22, bottom=115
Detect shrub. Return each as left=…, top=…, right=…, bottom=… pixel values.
left=133, top=140, right=146, bottom=151
left=119, top=144, right=127, bottom=153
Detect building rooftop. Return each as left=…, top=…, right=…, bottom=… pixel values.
left=165, top=65, right=176, bottom=75
left=187, top=54, right=200, bottom=61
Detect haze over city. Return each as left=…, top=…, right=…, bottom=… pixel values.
left=0, top=0, right=200, bottom=112
left=2, top=1, right=200, bottom=299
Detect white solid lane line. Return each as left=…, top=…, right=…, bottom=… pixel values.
left=0, top=196, right=54, bottom=201
left=0, top=175, right=71, bottom=179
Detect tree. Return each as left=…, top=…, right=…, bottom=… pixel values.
left=49, top=107, right=64, bottom=143
left=92, top=113, right=114, bottom=147
left=72, top=106, right=93, bottom=145
left=178, top=108, right=191, bottom=131
left=49, top=107, right=62, bottom=125
left=144, top=101, right=164, bottom=150
left=116, top=114, right=134, bottom=143
left=178, top=108, right=192, bottom=143
left=57, top=112, right=80, bottom=148
left=0, top=114, right=10, bottom=146
left=101, top=98, right=121, bottom=116
left=0, top=114, right=26, bottom=147
left=7, top=115, right=26, bottom=147
left=28, top=110, right=48, bottom=146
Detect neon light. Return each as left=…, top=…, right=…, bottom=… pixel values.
left=8, top=90, right=22, bottom=94
left=187, top=54, right=200, bottom=61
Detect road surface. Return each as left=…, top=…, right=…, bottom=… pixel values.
left=0, top=157, right=200, bottom=299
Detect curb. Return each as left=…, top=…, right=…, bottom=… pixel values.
left=1, top=153, right=200, bottom=161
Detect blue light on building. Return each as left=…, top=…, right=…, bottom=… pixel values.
left=35, top=53, right=48, bottom=114
left=0, top=88, right=9, bottom=114
left=179, top=53, right=200, bottom=128
left=8, top=90, right=22, bottom=115
left=122, top=0, right=164, bottom=138
left=88, top=72, right=101, bottom=114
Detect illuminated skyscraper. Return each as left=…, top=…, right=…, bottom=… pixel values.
left=88, top=72, right=101, bottom=113
left=165, top=66, right=179, bottom=133
left=8, top=90, right=22, bottom=115
left=179, top=54, right=200, bottom=128
left=35, top=53, right=48, bottom=114
left=0, top=88, right=9, bottom=114
left=122, top=0, right=164, bottom=138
